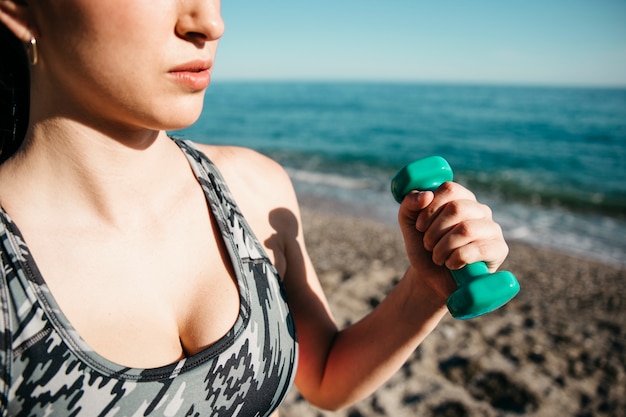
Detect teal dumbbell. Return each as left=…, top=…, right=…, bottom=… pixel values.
left=391, top=156, right=520, bottom=320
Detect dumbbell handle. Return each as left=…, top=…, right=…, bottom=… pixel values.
left=391, top=156, right=520, bottom=320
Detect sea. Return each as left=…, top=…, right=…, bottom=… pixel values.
left=172, top=81, right=626, bottom=267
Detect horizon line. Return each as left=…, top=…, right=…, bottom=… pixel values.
left=211, top=77, right=626, bottom=90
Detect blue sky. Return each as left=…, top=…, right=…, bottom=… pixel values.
left=213, top=1, right=626, bottom=87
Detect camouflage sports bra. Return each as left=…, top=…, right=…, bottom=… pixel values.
left=0, top=139, right=298, bottom=416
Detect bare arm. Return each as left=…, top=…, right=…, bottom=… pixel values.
left=275, top=175, right=508, bottom=410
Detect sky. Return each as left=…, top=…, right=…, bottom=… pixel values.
left=212, top=0, right=626, bottom=87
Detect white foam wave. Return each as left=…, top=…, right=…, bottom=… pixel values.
left=292, top=178, right=626, bottom=267
left=286, top=168, right=374, bottom=190
left=486, top=198, right=626, bottom=267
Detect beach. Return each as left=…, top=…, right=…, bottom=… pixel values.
left=279, top=204, right=626, bottom=417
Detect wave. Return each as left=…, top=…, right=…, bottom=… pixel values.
left=287, top=166, right=626, bottom=267
left=278, top=154, right=626, bottom=219
left=286, top=168, right=376, bottom=190
left=459, top=173, right=626, bottom=219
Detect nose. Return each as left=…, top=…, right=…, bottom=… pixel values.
left=176, top=0, right=225, bottom=45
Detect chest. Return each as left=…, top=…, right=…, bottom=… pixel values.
left=26, top=201, right=245, bottom=367
left=0, top=141, right=298, bottom=415
left=2, top=208, right=298, bottom=416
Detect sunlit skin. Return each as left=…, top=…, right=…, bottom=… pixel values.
left=25, top=0, right=222, bottom=134
left=0, top=0, right=509, bottom=414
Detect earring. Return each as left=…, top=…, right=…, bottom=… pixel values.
left=26, top=37, right=38, bottom=66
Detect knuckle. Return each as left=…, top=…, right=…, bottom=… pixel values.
left=483, top=219, right=504, bottom=241
left=436, top=181, right=456, bottom=196
left=453, top=221, right=473, bottom=239
left=494, top=223, right=505, bottom=240
left=441, top=199, right=462, bottom=217
left=439, top=181, right=476, bottom=200
left=482, top=203, right=493, bottom=218
left=447, top=243, right=480, bottom=270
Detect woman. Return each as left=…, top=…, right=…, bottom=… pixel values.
left=0, top=1, right=509, bottom=416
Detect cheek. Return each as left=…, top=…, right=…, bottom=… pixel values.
left=31, top=2, right=205, bottom=130
left=35, top=1, right=156, bottom=66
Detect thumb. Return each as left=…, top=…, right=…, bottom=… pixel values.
left=398, top=191, right=434, bottom=225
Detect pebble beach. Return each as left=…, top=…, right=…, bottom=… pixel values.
left=279, top=205, right=626, bottom=417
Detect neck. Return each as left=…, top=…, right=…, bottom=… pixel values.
left=0, top=118, right=192, bottom=231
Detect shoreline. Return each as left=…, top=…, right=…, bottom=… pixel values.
left=294, top=191, right=626, bottom=268
left=280, top=204, right=626, bottom=416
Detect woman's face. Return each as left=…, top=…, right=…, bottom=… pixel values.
left=29, top=0, right=224, bottom=132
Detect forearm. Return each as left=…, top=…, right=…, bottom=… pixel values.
left=306, top=267, right=449, bottom=410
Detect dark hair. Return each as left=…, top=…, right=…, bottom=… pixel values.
left=0, top=23, right=29, bottom=164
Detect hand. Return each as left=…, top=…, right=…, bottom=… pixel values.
left=398, top=181, right=509, bottom=300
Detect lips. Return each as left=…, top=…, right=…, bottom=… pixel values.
left=168, top=60, right=213, bottom=90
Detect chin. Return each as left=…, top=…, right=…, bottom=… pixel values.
left=160, top=116, right=202, bottom=131
left=155, top=103, right=205, bottom=131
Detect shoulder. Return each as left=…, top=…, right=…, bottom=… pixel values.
left=194, top=143, right=294, bottom=199
left=197, top=144, right=286, bottom=177
left=193, top=141, right=300, bottom=221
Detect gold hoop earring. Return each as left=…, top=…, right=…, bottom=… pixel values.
left=27, top=37, right=38, bottom=66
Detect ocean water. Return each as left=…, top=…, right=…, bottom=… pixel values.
left=173, top=82, right=626, bottom=266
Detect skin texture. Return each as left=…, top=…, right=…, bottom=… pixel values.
left=0, top=0, right=509, bottom=413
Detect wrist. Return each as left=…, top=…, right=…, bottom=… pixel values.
left=400, top=267, right=450, bottom=321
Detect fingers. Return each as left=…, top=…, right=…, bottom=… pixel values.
left=413, top=181, right=508, bottom=271
left=420, top=199, right=492, bottom=250
left=415, top=182, right=479, bottom=233
left=446, top=237, right=509, bottom=272
left=431, top=220, right=508, bottom=271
